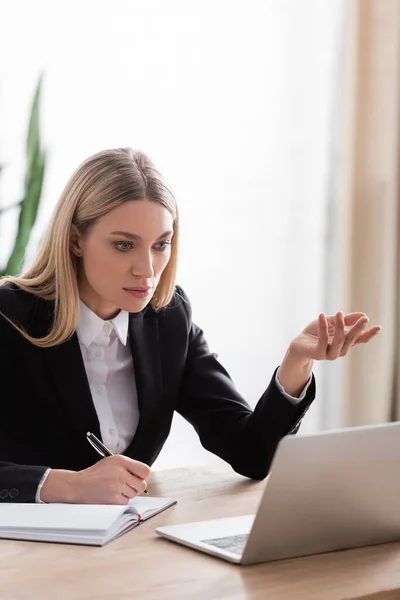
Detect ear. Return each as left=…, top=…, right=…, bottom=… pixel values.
left=70, top=225, right=82, bottom=256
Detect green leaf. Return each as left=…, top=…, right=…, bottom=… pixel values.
left=25, top=74, right=43, bottom=190
left=2, top=74, right=46, bottom=276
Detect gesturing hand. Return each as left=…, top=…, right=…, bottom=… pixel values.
left=289, top=312, right=382, bottom=361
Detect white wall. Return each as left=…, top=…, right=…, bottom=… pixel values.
left=0, top=0, right=344, bottom=469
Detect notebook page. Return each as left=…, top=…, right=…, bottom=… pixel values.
left=0, top=503, right=130, bottom=533
left=128, top=496, right=176, bottom=519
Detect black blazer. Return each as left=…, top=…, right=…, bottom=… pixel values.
left=0, top=283, right=315, bottom=503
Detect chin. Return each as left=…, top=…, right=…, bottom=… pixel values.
left=120, top=293, right=153, bottom=313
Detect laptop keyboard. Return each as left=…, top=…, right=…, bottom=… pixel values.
left=201, top=533, right=249, bottom=555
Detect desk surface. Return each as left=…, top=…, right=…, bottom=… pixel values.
left=1, top=462, right=400, bottom=600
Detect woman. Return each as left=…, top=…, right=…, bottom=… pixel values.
left=0, top=148, right=381, bottom=504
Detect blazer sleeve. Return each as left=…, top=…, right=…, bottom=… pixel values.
left=0, top=306, right=49, bottom=502
left=175, top=289, right=315, bottom=480
left=0, top=462, right=48, bottom=503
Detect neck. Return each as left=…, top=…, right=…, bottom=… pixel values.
left=78, top=282, right=120, bottom=321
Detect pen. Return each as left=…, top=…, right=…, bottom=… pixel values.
left=86, top=431, right=148, bottom=494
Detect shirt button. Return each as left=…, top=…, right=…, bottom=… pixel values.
left=95, top=386, right=103, bottom=395
left=109, top=428, right=115, bottom=436
left=94, top=349, right=102, bottom=357
left=104, top=323, right=113, bottom=335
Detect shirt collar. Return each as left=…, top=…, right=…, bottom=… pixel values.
left=77, top=300, right=129, bottom=347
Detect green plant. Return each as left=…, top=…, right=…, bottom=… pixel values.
left=0, top=75, right=46, bottom=276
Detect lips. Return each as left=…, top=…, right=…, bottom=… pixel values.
left=123, top=287, right=153, bottom=300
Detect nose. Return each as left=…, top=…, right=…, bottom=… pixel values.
left=131, top=249, right=154, bottom=279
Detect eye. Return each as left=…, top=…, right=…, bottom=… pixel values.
left=154, top=241, right=172, bottom=251
left=114, top=242, right=134, bottom=252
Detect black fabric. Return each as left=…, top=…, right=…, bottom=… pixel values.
left=0, top=283, right=315, bottom=502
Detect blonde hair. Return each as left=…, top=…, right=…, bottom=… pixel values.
left=0, top=148, right=179, bottom=348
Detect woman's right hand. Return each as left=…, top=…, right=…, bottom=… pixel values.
left=40, top=455, right=151, bottom=504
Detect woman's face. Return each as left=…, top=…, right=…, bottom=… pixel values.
left=72, top=200, right=174, bottom=319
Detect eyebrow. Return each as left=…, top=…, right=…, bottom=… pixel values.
left=110, top=230, right=173, bottom=241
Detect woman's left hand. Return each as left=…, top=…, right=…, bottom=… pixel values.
left=277, top=312, right=381, bottom=397
left=290, top=312, right=382, bottom=361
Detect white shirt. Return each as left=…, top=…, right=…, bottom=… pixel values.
left=36, top=302, right=311, bottom=501
left=76, top=300, right=139, bottom=454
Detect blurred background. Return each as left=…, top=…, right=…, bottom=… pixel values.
left=1, top=0, right=399, bottom=470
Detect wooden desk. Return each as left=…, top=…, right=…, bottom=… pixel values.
left=1, top=463, right=400, bottom=600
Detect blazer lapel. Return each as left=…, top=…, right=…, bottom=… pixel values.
left=125, top=310, right=163, bottom=460
left=32, top=298, right=102, bottom=444
left=42, top=335, right=102, bottom=442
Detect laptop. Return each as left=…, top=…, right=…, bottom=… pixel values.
left=156, top=422, right=400, bottom=564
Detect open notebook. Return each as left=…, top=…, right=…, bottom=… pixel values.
left=0, top=496, right=176, bottom=546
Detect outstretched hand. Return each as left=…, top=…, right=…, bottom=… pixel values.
left=289, top=312, right=382, bottom=361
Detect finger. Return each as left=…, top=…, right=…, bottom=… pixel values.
left=327, top=312, right=345, bottom=359
left=316, top=313, right=329, bottom=356
left=343, top=312, right=367, bottom=326
left=123, top=484, right=139, bottom=499
left=121, top=483, right=138, bottom=501
left=126, top=472, right=148, bottom=495
left=325, top=312, right=366, bottom=327
left=352, top=325, right=382, bottom=345
left=119, top=476, right=143, bottom=501
left=117, top=455, right=151, bottom=479
left=112, top=491, right=130, bottom=505
left=340, top=316, right=369, bottom=355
